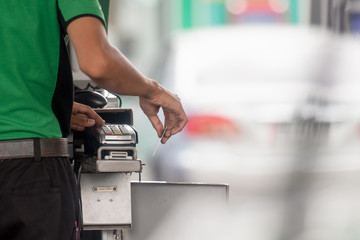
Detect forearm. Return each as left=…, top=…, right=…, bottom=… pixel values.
left=67, top=17, right=159, bottom=99
left=90, top=45, right=160, bottom=99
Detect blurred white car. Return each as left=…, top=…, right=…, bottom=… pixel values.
left=154, top=25, right=360, bottom=186
left=150, top=24, right=360, bottom=240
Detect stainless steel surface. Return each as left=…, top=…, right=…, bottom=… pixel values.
left=96, top=160, right=142, bottom=173
left=127, top=181, right=228, bottom=240
left=81, top=173, right=132, bottom=230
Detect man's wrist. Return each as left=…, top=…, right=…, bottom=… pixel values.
left=143, top=78, right=162, bottom=100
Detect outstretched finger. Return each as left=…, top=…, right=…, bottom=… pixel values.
left=71, top=114, right=96, bottom=131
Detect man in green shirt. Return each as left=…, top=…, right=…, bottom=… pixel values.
left=0, top=1, right=187, bottom=239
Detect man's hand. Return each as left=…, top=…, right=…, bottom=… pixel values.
left=139, top=81, right=188, bottom=144
left=71, top=102, right=105, bottom=131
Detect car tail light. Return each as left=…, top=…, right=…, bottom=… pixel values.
left=185, top=114, right=240, bottom=137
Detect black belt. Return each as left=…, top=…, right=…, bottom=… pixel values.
left=0, top=138, right=69, bottom=160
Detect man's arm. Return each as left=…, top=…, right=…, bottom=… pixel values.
left=67, top=17, right=187, bottom=143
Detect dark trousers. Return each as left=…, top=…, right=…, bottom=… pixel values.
left=0, top=157, right=77, bottom=240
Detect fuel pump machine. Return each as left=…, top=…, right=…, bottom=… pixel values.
left=72, top=108, right=142, bottom=239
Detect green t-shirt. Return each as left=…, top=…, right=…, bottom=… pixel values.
left=0, top=0, right=105, bottom=140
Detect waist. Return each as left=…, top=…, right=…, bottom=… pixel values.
left=0, top=138, right=69, bottom=159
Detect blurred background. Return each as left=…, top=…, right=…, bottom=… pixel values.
left=103, top=0, right=360, bottom=239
